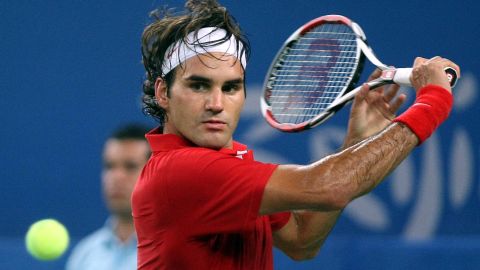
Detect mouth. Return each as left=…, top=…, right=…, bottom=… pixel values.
left=108, top=192, right=126, bottom=199
left=202, top=119, right=227, bottom=130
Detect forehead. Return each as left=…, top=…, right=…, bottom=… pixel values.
left=176, top=53, right=244, bottom=79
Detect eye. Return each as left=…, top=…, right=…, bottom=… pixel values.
left=222, top=83, right=242, bottom=93
left=103, top=162, right=113, bottom=171
left=189, top=82, right=209, bottom=92
left=124, top=161, right=140, bottom=173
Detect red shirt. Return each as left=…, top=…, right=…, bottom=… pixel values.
left=132, top=129, right=290, bottom=270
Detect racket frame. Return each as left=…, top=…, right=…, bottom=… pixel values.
left=261, top=14, right=457, bottom=132
left=261, top=15, right=371, bottom=132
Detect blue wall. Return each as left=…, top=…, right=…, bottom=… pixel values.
left=1, top=0, right=479, bottom=269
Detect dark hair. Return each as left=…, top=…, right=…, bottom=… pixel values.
left=141, top=0, right=251, bottom=125
left=110, top=123, right=151, bottom=141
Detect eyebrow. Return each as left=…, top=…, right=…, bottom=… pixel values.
left=185, top=75, right=211, bottom=83
left=185, top=75, right=244, bottom=85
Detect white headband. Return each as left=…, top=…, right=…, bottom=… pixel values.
left=161, top=27, right=247, bottom=75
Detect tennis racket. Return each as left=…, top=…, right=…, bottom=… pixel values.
left=260, top=14, right=458, bottom=132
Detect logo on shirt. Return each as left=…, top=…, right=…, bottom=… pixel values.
left=235, top=150, right=248, bottom=159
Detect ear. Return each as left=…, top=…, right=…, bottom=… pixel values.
left=154, top=78, right=169, bottom=110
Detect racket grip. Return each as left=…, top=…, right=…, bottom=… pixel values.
left=393, top=67, right=458, bottom=88
left=393, top=68, right=413, bottom=86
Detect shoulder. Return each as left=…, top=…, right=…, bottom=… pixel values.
left=66, top=226, right=110, bottom=265
left=147, top=146, right=245, bottom=178
left=168, top=147, right=271, bottom=178
left=142, top=145, right=277, bottom=195
left=75, top=226, right=109, bottom=249
left=66, top=226, right=137, bottom=270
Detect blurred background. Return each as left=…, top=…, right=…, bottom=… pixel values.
left=1, top=0, right=478, bottom=269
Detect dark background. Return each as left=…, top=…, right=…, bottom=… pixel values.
left=1, top=0, right=479, bottom=269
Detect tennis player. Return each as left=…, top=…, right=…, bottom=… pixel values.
left=132, top=0, right=460, bottom=269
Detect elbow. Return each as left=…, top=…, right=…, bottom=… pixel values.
left=282, top=239, right=322, bottom=261
left=286, top=246, right=321, bottom=261
left=329, top=193, right=350, bottom=210
left=290, top=252, right=318, bottom=262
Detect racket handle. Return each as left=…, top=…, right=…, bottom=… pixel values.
left=394, top=67, right=458, bottom=88
left=330, top=66, right=458, bottom=110
left=392, top=68, right=412, bottom=86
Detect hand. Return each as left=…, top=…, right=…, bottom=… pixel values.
left=343, top=69, right=406, bottom=148
left=410, top=56, right=461, bottom=94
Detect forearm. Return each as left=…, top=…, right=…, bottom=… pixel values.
left=263, top=122, right=417, bottom=214
left=302, top=122, right=418, bottom=210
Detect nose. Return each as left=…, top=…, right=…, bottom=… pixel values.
left=205, top=88, right=224, bottom=113
left=104, top=167, right=127, bottom=185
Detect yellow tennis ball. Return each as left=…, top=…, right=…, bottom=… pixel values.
left=25, top=219, right=70, bottom=261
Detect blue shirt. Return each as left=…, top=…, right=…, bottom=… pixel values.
left=66, top=218, right=137, bottom=270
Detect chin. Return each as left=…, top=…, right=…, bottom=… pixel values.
left=199, top=137, right=230, bottom=150
left=189, top=131, right=230, bottom=149
left=199, top=141, right=225, bottom=150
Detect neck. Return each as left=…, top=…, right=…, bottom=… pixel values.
left=114, top=216, right=135, bottom=243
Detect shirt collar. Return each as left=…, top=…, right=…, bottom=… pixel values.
left=146, top=127, right=252, bottom=159
left=146, top=127, right=193, bottom=152
left=102, top=217, right=137, bottom=248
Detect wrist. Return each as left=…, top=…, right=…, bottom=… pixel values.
left=393, top=84, right=453, bottom=145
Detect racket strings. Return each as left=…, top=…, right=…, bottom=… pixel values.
left=268, top=23, right=359, bottom=124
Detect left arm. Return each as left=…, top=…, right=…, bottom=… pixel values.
left=273, top=209, right=340, bottom=260
left=273, top=71, right=406, bottom=260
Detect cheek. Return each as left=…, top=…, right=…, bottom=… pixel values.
left=171, top=96, right=201, bottom=122
left=229, top=95, right=245, bottom=117
left=101, top=172, right=111, bottom=186
left=124, top=172, right=142, bottom=193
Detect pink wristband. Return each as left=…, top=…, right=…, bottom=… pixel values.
left=393, top=84, right=453, bottom=145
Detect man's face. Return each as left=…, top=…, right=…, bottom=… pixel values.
left=102, top=139, right=149, bottom=219
left=160, top=53, right=246, bottom=149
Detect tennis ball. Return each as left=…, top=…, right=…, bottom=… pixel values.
left=25, top=219, right=70, bottom=261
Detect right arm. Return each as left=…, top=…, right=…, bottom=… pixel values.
left=266, top=122, right=417, bottom=260
left=261, top=55, right=459, bottom=214
left=261, top=56, right=460, bottom=260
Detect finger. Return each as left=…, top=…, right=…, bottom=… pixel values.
left=389, top=93, right=407, bottom=113
left=371, top=92, right=390, bottom=110
left=383, top=84, right=400, bottom=102
left=372, top=86, right=384, bottom=95
left=354, top=83, right=369, bottom=102
left=370, top=94, right=395, bottom=120
left=439, top=58, right=461, bottom=78
left=426, top=55, right=442, bottom=63
left=367, top=68, right=383, bottom=81
left=413, top=57, right=428, bottom=68
left=351, top=84, right=370, bottom=113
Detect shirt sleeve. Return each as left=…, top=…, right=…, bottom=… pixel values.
left=269, top=212, right=291, bottom=231
left=162, top=148, right=277, bottom=235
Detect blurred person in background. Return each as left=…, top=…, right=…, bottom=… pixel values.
left=66, top=123, right=151, bottom=270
